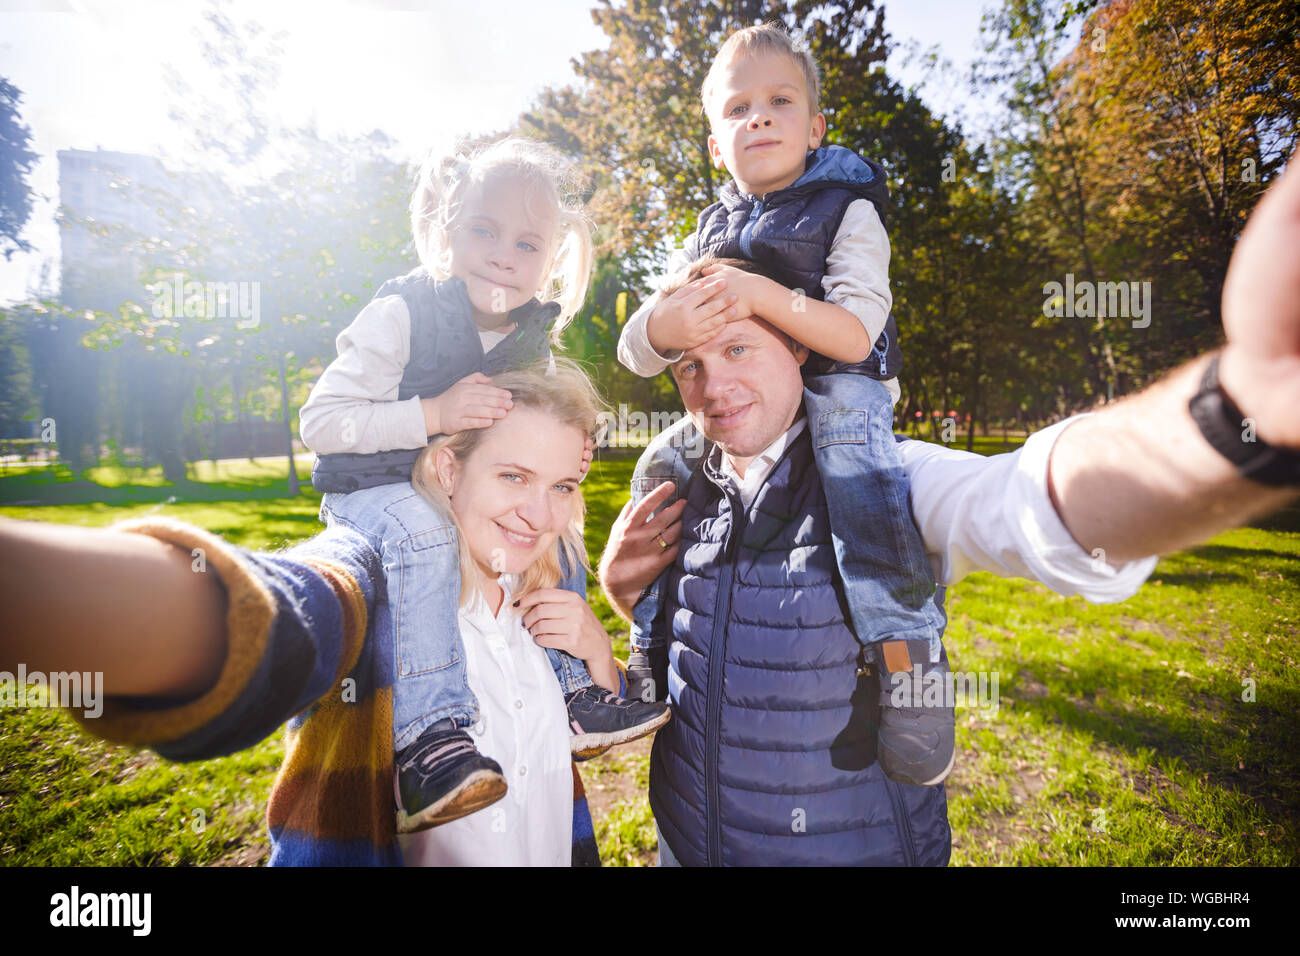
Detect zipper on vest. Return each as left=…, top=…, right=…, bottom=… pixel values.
left=875, top=327, right=889, bottom=377
left=884, top=776, right=918, bottom=866
left=738, top=200, right=763, bottom=260
left=705, top=490, right=748, bottom=867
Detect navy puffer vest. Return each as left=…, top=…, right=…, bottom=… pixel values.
left=685, top=145, right=901, bottom=380
left=648, top=428, right=951, bottom=866
left=311, top=268, right=560, bottom=493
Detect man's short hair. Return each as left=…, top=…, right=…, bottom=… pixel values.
left=701, top=22, right=822, bottom=118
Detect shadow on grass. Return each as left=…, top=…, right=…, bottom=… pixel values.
left=1001, top=658, right=1300, bottom=828
left=1249, top=501, right=1300, bottom=535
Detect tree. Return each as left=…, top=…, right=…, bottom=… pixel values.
left=0, top=77, right=39, bottom=261
left=976, top=0, right=1297, bottom=404
left=978, top=0, right=1117, bottom=403
left=1068, top=0, right=1298, bottom=370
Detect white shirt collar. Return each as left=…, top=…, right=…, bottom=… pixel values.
left=718, top=415, right=808, bottom=511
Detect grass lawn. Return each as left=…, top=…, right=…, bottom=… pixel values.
left=1, top=445, right=1296, bottom=866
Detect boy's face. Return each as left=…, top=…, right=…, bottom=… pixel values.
left=705, top=49, right=827, bottom=199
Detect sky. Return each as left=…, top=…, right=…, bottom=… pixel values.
left=0, top=0, right=994, bottom=305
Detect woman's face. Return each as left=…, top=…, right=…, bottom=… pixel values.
left=435, top=405, right=585, bottom=580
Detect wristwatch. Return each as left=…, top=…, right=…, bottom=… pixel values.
left=1187, top=353, right=1300, bottom=486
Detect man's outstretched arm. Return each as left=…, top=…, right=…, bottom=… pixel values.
left=1048, top=156, right=1300, bottom=564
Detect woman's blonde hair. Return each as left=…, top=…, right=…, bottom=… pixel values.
left=411, top=358, right=606, bottom=608
left=410, top=137, right=594, bottom=342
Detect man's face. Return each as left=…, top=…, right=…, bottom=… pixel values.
left=670, top=315, right=809, bottom=476
left=705, top=49, right=826, bottom=198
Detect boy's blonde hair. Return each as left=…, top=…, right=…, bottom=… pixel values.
left=410, top=358, right=606, bottom=608
left=410, top=138, right=594, bottom=341
left=701, top=22, right=821, bottom=118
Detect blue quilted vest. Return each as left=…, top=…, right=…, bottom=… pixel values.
left=311, top=268, right=560, bottom=493
left=648, top=427, right=952, bottom=866
left=685, top=145, right=902, bottom=380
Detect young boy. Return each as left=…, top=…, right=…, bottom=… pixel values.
left=617, top=23, right=955, bottom=787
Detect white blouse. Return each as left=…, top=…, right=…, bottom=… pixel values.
left=396, top=575, right=573, bottom=867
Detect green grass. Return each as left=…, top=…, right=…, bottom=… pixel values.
left=2, top=447, right=1297, bottom=866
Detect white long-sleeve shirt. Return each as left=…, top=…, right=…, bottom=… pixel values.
left=298, top=295, right=514, bottom=456
left=396, top=575, right=573, bottom=867
left=719, top=413, right=1157, bottom=600
left=618, top=199, right=899, bottom=404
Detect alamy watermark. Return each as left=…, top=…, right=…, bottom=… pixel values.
left=1042, top=273, right=1151, bottom=329
left=889, top=665, right=1001, bottom=716
left=148, top=273, right=261, bottom=329
left=0, top=664, right=103, bottom=719
left=50, top=886, right=150, bottom=936
left=596, top=403, right=706, bottom=456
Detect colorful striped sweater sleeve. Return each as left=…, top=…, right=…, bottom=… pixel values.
left=70, top=517, right=604, bottom=867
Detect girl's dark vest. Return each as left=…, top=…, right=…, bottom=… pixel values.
left=685, top=149, right=902, bottom=380
left=648, top=428, right=952, bottom=866
left=311, top=269, right=560, bottom=494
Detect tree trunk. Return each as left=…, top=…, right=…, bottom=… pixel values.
left=276, top=353, right=300, bottom=495
left=966, top=344, right=983, bottom=453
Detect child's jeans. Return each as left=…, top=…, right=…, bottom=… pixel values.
left=629, top=373, right=945, bottom=662
left=320, top=481, right=592, bottom=752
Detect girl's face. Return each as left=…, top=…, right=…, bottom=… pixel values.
left=448, top=174, right=558, bottom=329
left=435, top=404, right=585, bottom=581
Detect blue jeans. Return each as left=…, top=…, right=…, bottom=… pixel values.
left=320, top=482, right=592, bottom=752
left=656, top=823, right=682, bottom=867
left=629, top=374, right=944, bottom=661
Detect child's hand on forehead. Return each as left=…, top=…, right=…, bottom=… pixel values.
left=646, top=274, right=741, bottom=355
left=698, top=262, right=773, bottom=328
left=420, top=372, right=514, bottom=437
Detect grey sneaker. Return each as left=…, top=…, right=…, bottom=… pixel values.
left=872, top=639, right=956, bottom=786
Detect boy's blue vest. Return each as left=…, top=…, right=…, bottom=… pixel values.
left=685, top=145, right=902, bottom=380
left=311, top=268, right=560, bottom=494
left=648, top=427, right=952, bottom=866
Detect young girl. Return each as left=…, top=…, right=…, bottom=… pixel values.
left=298, top=138, right=669, bottom=836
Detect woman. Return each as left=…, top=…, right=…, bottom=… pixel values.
left=0, top=359, right=659, bottom=866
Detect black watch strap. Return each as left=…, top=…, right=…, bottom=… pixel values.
left=1187, top=354, right=1300, bottom=487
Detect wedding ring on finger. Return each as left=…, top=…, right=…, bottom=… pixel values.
left=656, top=531, right=668, bottom=550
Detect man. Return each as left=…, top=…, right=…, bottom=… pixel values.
left=599, top=156, right=1300, bottom=866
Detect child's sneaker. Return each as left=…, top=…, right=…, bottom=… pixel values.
left=566, top=686, right=671, bottom=759
left=395, top=718, right=508, bottom=833
left=872, top=639, right=956, bottom=786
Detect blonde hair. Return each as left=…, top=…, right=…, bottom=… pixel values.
left=701, top=22, right=821, bottom=118
left=411, top=358, right=606, bottom=608
left=410, top=137, right=594, bottom=341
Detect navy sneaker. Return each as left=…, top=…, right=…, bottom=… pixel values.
left=395, top=718, right=508, bottom=834
left=872, top=639, right=956, bottom=787
left=566, top=686, right=671, bottom=760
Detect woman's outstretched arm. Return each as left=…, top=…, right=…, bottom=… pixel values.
left=0, top=516, right=228, bottom=698
left=0, top=514, right=380, bottom=761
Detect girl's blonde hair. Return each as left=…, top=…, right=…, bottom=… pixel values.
left=410, top=137, right=594, bottom=342
left=411, top=357, right=606, bottom=608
